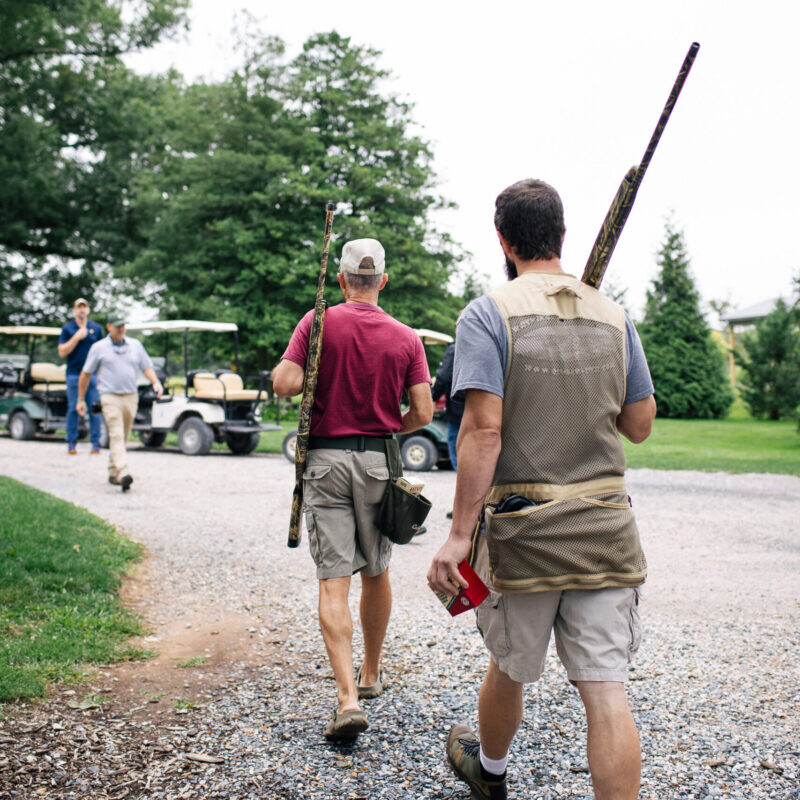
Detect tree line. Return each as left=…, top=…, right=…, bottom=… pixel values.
left=2, top=1, right=796, bottom=422
left=0, top=1, right=470, bottom=373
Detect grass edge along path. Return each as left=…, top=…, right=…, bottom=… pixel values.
left=0, top=477, right=149, bottom=702
left=623, top=417, right=800, bottom=476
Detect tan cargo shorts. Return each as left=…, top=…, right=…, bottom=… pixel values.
left=303, top=448, right=393, bottom=580
left=476, top=585, right=642, bottom=684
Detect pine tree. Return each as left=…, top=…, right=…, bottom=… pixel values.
left=638, top=221, right=733, bottom=418
left=734, top=298, right=800, bottom=420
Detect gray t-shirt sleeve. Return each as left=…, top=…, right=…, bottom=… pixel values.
left=82, top=341, right=101, bottom=375
left=623, top=315, right=654, bottom=404
left=452, top=295, right=508, bottom=399
left=133, top=339, right=154, bottom=373
left=452, top=295, right=654, bottom=405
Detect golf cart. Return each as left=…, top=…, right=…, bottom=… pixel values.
left=125, top=320, right=279, bottom=455
left=0, top=325, right=105, bottom=443
left=280, top=328, right=455, bottom=471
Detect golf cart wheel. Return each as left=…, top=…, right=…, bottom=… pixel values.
left=177, top=416, right=214, bottom=455
left=226, top=431, right=260, bottom=455
left=8, top=410, right=35, bottom=441
left=282, top=430, right=297, bottom=463
left=139, top=430, right=167, bottom=449
left=401, top=435, right=438, bottom=471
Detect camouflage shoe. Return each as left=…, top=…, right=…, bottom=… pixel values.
left=446, top=723, right=507, bottom=800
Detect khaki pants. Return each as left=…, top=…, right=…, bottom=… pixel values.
left=100, top=393, right=138, bottom=480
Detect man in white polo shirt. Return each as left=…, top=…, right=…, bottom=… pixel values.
left=77, top=311, right=162, bottom=491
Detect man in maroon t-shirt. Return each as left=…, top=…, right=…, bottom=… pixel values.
left=272, top=238, right=433, bottom=740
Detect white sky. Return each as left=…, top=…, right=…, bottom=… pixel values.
left=127, top=0, right=800, bottom=321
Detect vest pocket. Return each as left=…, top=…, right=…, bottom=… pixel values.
left=485, top=496, right=646, bottom=592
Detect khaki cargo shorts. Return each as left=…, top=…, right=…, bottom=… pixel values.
left=476, top=585, right=642, bottom=684
left=303, top=448, right=393, bottom=580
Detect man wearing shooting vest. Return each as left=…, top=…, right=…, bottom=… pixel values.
left=272, top=238, right=433, bottom=741
left=428, top=179, right=656, bottom=800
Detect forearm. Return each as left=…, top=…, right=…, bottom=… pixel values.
left=449, top=426, right=501, bottom=540
left=398, top=406, right=429, bottom=434
left=77, top=371, right=91, bottom=399
left=58, top=334, right=79, bottom=358
left=143, top=368, right=159, bottom=386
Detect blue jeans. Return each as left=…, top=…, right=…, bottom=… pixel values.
left=66, top=373, right=101, bottom=448
left=446, top=420, right=460, bottom=470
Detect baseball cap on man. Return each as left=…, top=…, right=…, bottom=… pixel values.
left=73, top=297, right=89, bottom=307
left=339, top=238, right=385, bottom=275
left=107, top=311, right=127, bottom=326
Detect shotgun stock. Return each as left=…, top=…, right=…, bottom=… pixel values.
left=582, top=42, right=699, bottom=289
left=288, top=202, right=336, bottom=548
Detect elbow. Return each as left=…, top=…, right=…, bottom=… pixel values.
left=471, top=424, right=502, bottom=451
left=625, top=423, right=652, bottom=444
left=272, top=377, right=295, bottom=398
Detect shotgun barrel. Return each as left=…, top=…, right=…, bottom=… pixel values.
left=582, top=42, right=700, bottom=289
left=288, top=202, right=336, bottom=547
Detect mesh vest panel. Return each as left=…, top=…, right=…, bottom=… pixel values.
left=494, top=314, right=626, bottom=486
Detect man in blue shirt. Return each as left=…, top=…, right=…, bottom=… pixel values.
left=58, top=298, right=104, bottom=454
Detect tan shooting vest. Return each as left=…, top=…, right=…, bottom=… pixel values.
left=481, top=271, right=647, bottom=593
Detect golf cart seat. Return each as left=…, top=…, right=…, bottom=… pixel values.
left=192, top=371, right=261, bottom=402
left=30, top=362, right=67, bottom=393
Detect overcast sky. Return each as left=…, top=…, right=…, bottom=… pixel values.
left=127, top=0, right=800, bottom=322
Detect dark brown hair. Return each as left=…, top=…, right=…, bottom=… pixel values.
left=494, top=179, right=565, bottom=261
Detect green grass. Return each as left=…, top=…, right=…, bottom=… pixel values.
left=623, top=417, right=800, bottom=475
left=176, top=655, right=208, bottom=668
left=0, top=477, right=149, bottom=701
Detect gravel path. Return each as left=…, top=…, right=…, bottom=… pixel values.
left=1, top=436, right=799, bottom=799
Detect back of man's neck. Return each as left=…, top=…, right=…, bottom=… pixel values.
left=515, top=257, right=564, bottom=276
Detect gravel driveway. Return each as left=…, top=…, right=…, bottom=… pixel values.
left=1, top=436, right=798, bottom=799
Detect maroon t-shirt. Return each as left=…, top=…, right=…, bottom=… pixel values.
left=282, top=302, right=430, bottom=437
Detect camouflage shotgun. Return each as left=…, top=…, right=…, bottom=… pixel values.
left=288, top=202, right=336, bottom=548
left=582, top=42, right=700, bottom=289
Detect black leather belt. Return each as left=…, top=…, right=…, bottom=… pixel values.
left=308, top=434, right=392, bottom=453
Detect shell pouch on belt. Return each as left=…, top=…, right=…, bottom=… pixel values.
left=484, top=490, right=646, bottom=593
left=377, top=438, right=432, bottom=544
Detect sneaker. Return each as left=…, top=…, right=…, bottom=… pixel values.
left=446, top=724, right=507, bottom=800
left=108, top=476, right=121, bottom=485
left=120, top=475, right=133, bottom=492
left=67, top=447, right=77, bottom=455
left=446, top=510, right=453, bottom=519
left=90, top=448, right=101, bottom=455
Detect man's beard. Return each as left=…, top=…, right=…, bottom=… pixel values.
left=504, top=253, right=518, bottom=281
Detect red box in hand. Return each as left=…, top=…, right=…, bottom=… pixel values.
left=437, top=559, right=490, bottom=616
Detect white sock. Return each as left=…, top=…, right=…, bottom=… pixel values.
left=479, top=746, right=508, bottom=777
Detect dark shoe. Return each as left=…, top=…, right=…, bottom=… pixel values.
left=120, top=475, right=133, bottom=492
left=323, top=708, right=368, bottom=741
left=447, top=724, right=507, bottom=800
left=446, top=510, right=453, bottom=519
left=108, top=476, right=121, bottom=485
left=356, top=666, right=386, bottom=700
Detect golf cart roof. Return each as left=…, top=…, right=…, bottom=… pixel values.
left=125, top=320, right=238, bottom=334
left=414, top=328, right=453, bottom=345
left=0, top=325, right=62, bottom=336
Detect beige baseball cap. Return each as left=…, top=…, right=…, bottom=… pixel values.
left=339, top=238, right=385, bottom=275
left=73, top=297, right=89, bottom=306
